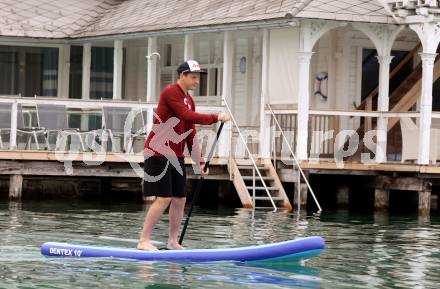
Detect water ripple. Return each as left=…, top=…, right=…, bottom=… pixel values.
left=0, top=201, right=439, bottom=288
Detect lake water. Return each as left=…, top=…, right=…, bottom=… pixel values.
left=1, top=201, right=439, bottom=288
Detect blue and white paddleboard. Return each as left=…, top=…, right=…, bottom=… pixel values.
left=41, top=236, right=324, bottom=263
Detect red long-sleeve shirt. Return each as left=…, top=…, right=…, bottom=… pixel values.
left=144, top=83, right=218, bottom=164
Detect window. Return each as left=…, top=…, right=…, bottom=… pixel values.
left=69, top=45, right=126, bottom=100
left=158, top=36, right=223, bottom=104
left=159, top=39, right=184, bottom=93
left=0, top=47, right=18, bottom=95
left=192, top=38, right=223, bottom=104
left=0, top=46, right=58, bottom=97
left=91, top=47, right=114, bottom=100
left=199, top=72, right=207, bottom=96
left=69, top=46, right=83, bottom=99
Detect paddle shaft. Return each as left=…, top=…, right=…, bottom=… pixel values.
left=179, top=121, right=225, bottom=245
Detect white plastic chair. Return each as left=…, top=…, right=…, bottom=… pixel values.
left=400, top=117, right=440, bottom=163
left=102, top=107, right=136, bottom=153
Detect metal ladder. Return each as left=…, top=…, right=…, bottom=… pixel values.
left=223, top=97, right=281, bottom=211
left=267, top=104, right=322, bottom=212
left=230, top=158, right=292, bottom=210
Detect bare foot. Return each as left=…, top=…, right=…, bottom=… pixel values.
left=137, top=240, right=158, bottom=251
left=167, top=242, right=185, bottom=250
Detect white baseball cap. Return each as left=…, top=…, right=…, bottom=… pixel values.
left=177, top=60, right=207, bottom=74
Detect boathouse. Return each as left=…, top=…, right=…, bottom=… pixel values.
left=1, top=0, right=440, bottom=216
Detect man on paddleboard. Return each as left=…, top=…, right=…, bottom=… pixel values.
left=138, top=60, right=230, bottom=250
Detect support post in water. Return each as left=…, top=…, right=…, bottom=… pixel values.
left=294, top=183, right=308, bottom=210
left=419, top=190, right=431, bottom=217
left=9, top=174, right=23, bottom=201
left=374, top=188, right=389, bottom=212
left=337, top=186, right=349, bottom=209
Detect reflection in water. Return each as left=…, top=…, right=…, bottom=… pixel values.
left=374, top=211, right=389, bottom=226
left=198, top=263, right=320, bottom=288
left=235, top=262, right=321, bottom=288
left=0, top=201, right=439, bottom=289
left=137, top=261, right=321, bottom=289
left=399, top=228, right=433, bottom=289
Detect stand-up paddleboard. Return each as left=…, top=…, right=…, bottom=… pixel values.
left=41, top=236, right=324, bottom=263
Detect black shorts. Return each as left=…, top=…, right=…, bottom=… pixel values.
left=143, top=156, right=186, bottom=198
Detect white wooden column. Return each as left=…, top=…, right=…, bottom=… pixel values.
left=377, top=56, right=394, bottom=112
left=136, top=42, right=148, bottom=101
left=328, top=30, right=337, bottom=109
left=146, top=37, right=158, bottom=102
left=184, top=34, right=195, bottom=60
left=418, top=52, right=437, bottom=164
left=57, top=44, right=70, bottom=98
left=259, top=29, right=271, bottom=158
left=82, top=43, right=91, bottom=100
left=296, top=51, right=313, bottom=160
left=81, top=43, right=91, bottom=131
left=10, top=102, right=17, bottom=150
left=335, top=31, right=350, bottom=111
left=113, top=40, right=123, bottom=100
left=222, top=31, right=234, bottom=104
left=218, top=31, right=234, bottom=159
left=245, top=36, right=252, bottom=124
left=296, top=20, right=344, bottom=161
left=410, top=23, right=440, bottom=165
left=376, top=55, right=394, bottom=162
left=146, top=106, right=154, bottom=135
left=352, top=23, right=403, bottom=163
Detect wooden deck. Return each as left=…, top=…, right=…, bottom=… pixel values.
left=0, top=150, right=229, bottom=165
left=1, top=150, right=438, bottom=216
left=298, top=161, right=440, bottom=175
left=0, top=150, right=229, bottom=180
left=2, top=150, right=440, bottom=178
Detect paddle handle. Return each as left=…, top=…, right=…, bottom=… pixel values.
left=179, top=121, right=225, bottom=245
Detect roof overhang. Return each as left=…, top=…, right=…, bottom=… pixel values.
left=66, top=18, right=296, bottom=44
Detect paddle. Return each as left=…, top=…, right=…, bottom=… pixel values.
left=178, top=121, right=225, bottom=245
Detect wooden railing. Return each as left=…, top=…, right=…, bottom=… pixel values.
left=272, top=113, right=297, bottom=160
left=230, top=126, right=260, bottom=158
left=270, top=111, right=339, bottom=159
left=267, top=109, right=440, bottom=163
left=309, top=114, right=339, bottom=158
